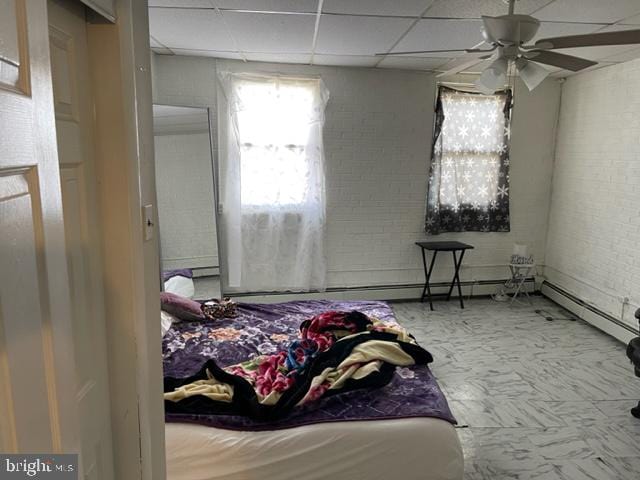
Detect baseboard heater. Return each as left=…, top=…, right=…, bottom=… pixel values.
left=228, top=277, right=535, bottom=298
left=541, top=280, right=637, bottom=336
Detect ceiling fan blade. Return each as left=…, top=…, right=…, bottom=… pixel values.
left=515, top=58, right=550, bottom=91
left=523, top=50, right=597, bottom=72
left=376, top=48, right=471, bottom=56
left=436, top=55, right=492, bottom=78
left=534, top=29, right=640, bottom=50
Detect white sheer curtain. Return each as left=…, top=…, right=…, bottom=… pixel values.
left=218, top=72, right=329, bottom=292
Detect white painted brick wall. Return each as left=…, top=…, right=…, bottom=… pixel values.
left=545, top=59, right=640, bottom=330
left=154, top=132, right=218, bottom=270
left=153, top=54, right=561, bottom=291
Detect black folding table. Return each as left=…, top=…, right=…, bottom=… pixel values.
left=415, top=241, right=474, bottom=310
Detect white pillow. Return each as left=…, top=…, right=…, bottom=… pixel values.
left=164, top=275, right=195, bottom=299
left=161, top=310, right=179, bottom=337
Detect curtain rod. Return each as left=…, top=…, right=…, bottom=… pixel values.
left=437, top=81, right=478, bottom=88
left=437, top=80, right=512, bottom=89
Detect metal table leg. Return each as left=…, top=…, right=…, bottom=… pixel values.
left=445, top=249, right=466, bottom=308
left=420, top=248, right=438, bottom=311
left=508, top=264, right=534, bottom=306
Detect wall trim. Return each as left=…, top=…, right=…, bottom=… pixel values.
left=541, top=281, right=638, bottom=344
left=541, top=281, right=636, bottom=334
left=229, top=277, right=535, bottom=302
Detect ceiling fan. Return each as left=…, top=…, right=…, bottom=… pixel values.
left=378, top=0, right=640, bottom=93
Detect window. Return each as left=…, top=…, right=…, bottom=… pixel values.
left=425, top=86, right=512, bottom=234
left=219, top=72, right=329, bottom=292
left=234, top=80, right=318, bottom=208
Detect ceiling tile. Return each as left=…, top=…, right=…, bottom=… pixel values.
left=313, top=54, right=378, bottom=67
left=221, top=11, right=315, bottom=53
left=316, top=15, right=414, bottom=55
left=599, top=23, right=640, bottom=32
left=534, top=0, right=640, bottom=24
left=169, top=48, right=244, bottom=59
left=392, top=19, right=603, bottom=56
left=392, top=19, right=484, bottom=54
left=149, top=8, right=237, bottom=51
left=323, top=0, right=431, bottom=17
left=244, top=52, right=312, bottom=63
left=423, top=0, right=555, bottom=18
left=377, top=55, right=450, bottom=70
left=437, top=55, right=493, bottom=74
left=457, top=56, right=495, bottom=73
left=621, top=13, right=640, bottom=24
left=149, top=0, right=213, bottom=7
left=533, top=21, right=605, bottom=42
left=213, top=1, right=317, bottom=13
left=600, top=46, right=640, bottom=62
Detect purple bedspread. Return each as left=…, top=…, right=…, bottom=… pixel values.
left=163, top=300, right=456, bottom=431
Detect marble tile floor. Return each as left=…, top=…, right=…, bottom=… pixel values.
left=391, top=297, right=640, bottom=480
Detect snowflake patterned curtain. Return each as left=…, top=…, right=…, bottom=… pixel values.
left=425, top=86, right=513, bottom=234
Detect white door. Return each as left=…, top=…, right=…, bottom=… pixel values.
left=0, top=0, right=79, bottom=455
left=48, top=0, right=114, bottom=478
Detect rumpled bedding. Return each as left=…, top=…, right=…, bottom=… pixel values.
left=164, top=311, right=433, bottom=421
left=163, top=300, right=456, bottom=431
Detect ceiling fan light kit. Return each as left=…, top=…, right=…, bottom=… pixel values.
left=475, top=55, right=509, bottom=94
left=379, top=0, right=640, bottom=93
left=515, top=58, right=550, bottom=91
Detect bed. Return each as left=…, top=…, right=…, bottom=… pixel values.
left=163, top=300, right=463, bottom=480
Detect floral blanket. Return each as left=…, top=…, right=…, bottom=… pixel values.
left=164, top=311, right=433, bottom=420
left=163, top=300, right=456, bottom=431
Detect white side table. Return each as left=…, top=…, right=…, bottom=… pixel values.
left=505, top=263, right=535, bottom=305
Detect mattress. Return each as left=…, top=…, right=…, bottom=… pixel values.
left=165, top=417, right=464, bottom=480
left=164, top=300, right=456, bottom=430
left=163, top=300, right=463, bottom=479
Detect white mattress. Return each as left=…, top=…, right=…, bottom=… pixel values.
left=165, top=418, right=463, bottom=480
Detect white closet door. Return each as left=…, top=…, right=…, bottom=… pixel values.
left=0, top=0, right=79, bottom=455
left=48, top=0, right=115, bottom=478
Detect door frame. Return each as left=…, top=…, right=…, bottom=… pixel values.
left=84, top=0, right=165, bottom=478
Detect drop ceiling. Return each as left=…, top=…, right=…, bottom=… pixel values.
left=148, top=0, right=640, bottom=77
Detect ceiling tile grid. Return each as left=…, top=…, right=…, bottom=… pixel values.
left=312, top=54, right=380, bottom=67
left=149, top=0, right=640, bottom=77
left=422, top=0, right=556, bottom=19
left=377, top=56, right=451, bottom=70
left=322, top=0, right=431, bottom=17
left=149, top=8, right=237, bottom=51
left=392, top=18, right=485, bottom=53
left=315, top=15, right=415, bottom=56
left=214, top=1, right=318, bottom=13
left=533, top=0, right=640, bottom=24
left=220, top=11, right=316, bottom=54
